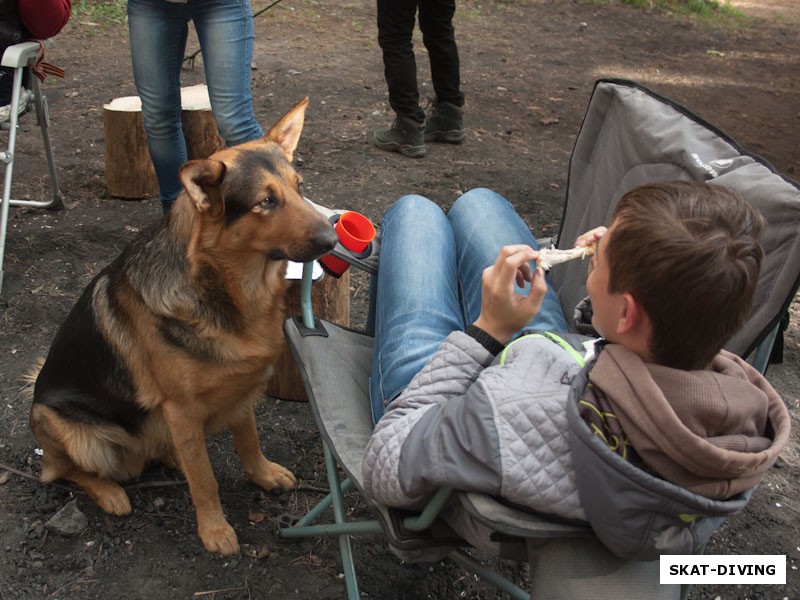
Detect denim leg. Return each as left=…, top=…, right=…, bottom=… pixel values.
left=369, top=195, right=463, bottom=424
left=191, top=0, right=263, bottom=146
left=376, top=0, right=425, bottom=122
left=128, top=0, right=188, bottom=209
left=448, top=188, right=569, bottom=333
left=418, top=0, right=463, bottom=107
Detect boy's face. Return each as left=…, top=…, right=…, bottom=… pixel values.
left=586, top=223, right=623, bottom=341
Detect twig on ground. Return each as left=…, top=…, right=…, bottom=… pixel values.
left=0, top=461, right=78, bottom=494
left=0, top=460, right=186, bottom=493
left=193, top=586, right=246, bottom=597
left=296, top=482, right=329, bottom=494
left=125, top=479, right=186, bottom=489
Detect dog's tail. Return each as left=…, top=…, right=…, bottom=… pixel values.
left=20, top=357, right=45, bottom=401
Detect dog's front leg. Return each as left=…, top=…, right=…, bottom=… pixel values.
left=162, top=403, right=239, bottom=555
left=230, top=403, right=297, bottom=493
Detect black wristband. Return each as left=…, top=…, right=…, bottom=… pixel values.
left=466, top=324, right=505, bottom=356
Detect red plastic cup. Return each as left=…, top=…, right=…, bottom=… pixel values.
left=319, top=211, right=376, bottom=277
left=335, top=211, right=376, bottom=252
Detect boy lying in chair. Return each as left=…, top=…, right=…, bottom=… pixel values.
left=362, top=181, right=790, bottom=559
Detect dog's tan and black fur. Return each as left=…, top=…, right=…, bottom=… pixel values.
left=29, top=99, right=337, bottom=555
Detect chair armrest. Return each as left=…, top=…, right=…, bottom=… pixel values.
left=1, top=40, right=50, bottom=68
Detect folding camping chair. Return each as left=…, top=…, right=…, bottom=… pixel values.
left=278, top=79, right=800, bottom=599
left=0, top=40, right=65, bottom=294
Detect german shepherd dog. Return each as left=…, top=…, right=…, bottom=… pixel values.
left=29, top=98, right=338, bottom=555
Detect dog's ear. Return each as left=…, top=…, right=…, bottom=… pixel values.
left=265, top=97, right=309, bottom=163
left=179, top=159, right=227, bottom=213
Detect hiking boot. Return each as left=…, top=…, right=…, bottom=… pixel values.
left=424, top=101, right=465, bottom=144
left=373, top=115, right=426, bottom=158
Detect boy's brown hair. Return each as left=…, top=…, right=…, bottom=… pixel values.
left=606, top=181, right=765, bottom=370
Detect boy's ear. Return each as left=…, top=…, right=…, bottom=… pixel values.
left=615, top=293, right=656, bottom=363
left=617, top=293, right=650, bottom=337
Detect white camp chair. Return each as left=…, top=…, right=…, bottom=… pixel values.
left=0, top=40, right=65, bottom=294
left=278, top=79, right=800, bottom=599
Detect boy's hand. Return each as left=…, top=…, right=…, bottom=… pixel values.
left=473, top=245, right=547, bottom=344
left=574, top=226, right=607, bottom=249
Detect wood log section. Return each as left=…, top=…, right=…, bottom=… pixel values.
left=266, top=269, right=351, bottom=402
left=103, top=84, right=224, bottom=199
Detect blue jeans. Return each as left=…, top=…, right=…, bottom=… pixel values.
left=369, top=188, right=569, bottom=424
left=128, top=0, right=263, bottom=212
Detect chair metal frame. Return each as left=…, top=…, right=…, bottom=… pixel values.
left=0, top=40, right=65, bottom=293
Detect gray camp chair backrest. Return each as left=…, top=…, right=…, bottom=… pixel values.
left=549, top=79, right=800, bottom=360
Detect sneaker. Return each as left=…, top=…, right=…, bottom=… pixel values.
left=424, top=100, right=465, bottom=144
left=0, top=89, right=32, bottom=123
left=373, top=115, right=426, bottom=158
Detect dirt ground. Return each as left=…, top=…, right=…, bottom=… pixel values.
left=0, top=0, right=798, bottom=598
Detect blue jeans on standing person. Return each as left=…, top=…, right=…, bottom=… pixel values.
left=369, top=188, right=569, bottom=424
left=127, top=0, right=263, bottom=213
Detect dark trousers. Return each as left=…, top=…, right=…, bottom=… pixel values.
left=377, top=0, right=463, bottom=123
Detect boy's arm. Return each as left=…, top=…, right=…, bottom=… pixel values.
left=362, top=243, right=567, bottom=508
left=362, top=330, right=502, bottom=508
left=362, top=331, right=577, bottom=510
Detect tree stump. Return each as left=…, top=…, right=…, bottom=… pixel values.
left=103, top=84, right=224, bottom=199
left=103, top=95, right=158, bottom=199
left=266, top=269, right=351, bottom=402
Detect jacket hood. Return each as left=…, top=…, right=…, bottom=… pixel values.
left=589, top=345, right=791, bottom=499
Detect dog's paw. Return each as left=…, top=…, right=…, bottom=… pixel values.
left=199, top=520, right=240, bottom=556
left=251, top=460, right=297, bottom=493
left=92, top=482, right=132, bottom=516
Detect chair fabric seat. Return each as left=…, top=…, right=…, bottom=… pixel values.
left=284, top=316, right=376, bottom=490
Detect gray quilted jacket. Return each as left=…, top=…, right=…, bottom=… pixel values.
left=362, top=328, right=788, bottom=560
left=362, top=329, right=592, bottom=521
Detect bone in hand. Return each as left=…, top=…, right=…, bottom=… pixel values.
left=536, top=245, right=595, bottom=271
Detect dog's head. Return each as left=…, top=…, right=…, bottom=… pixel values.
left=176, top=98, right=338, bottom=264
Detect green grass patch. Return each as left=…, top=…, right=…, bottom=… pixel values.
left=621, top=0, right=744, bottom=21
left=73, top=0, right=127, bottom=25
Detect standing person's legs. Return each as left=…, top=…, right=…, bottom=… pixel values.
left=369, top=195, right=463, bottom=424
left=419, top=0, right=464, bottom=143
left=128, top=0, right=188, bottom=213
left=191, top=0, right=263, bottom=146
left=376, top=0, right=424, bottom=123
left=418, top=0, right=463, bottom=108
left=448, top=188, right=569, bottom=333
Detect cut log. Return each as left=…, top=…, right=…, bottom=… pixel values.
left=266, top=269, right=351, bottom=402
left=103, top=94, right=158, bottom=199
left=103, top=84, right=224, bottom=199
